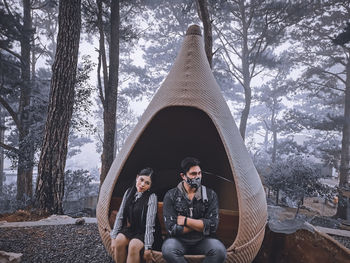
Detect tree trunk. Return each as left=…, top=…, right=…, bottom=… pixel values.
left=196, top=0, right=212, bottom=68
left=97, top=0, right=108, bottom=91
left=337, top=59, right=350, bottom=220
left=239, top=5, right=251, bottom=141
left=271, top=101, right=277, bottom=164
left=100, top=0, right=120, bottom=185
left=295, top=199, right=301, bottom=218
left=239, top=42, right=251, bottom=141
left=17, top=0, right=34, bottom=201
left=35, top=0, right=81, bottom=214
left=0, top=108, right=4, bottom=193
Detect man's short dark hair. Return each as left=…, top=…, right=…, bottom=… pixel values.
left=181, top=157, right=200, bottom=174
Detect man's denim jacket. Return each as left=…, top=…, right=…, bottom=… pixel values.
left=162, top=182, right=219, bottom=245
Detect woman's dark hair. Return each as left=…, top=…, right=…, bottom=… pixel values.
left=181, top=157, right=200, bottom=174
left=138, top=167, right=154, bottom=179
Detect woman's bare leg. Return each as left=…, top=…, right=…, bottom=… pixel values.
left=126, top=238, right=144, bottom=263
left=112, top=233, right=129, bottom=263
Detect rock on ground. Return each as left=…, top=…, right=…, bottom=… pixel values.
left=0, top=251, right=22, bottom=263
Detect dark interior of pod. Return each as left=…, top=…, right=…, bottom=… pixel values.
left=109, top=106, right=239, bottom=248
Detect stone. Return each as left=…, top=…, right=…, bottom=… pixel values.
left=0, top=251, right=23, bottom=263
left=75, top=218, right=85, bottom=225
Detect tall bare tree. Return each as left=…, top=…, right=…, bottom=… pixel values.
left=0, top=0, right=35, bottom=200
left=0, top=108, right=4, bottom=193
left=196, top=0, right=213, bottom=68
left=17, top=0, right=34, bottom=201
left=213, top=0, right=305, bottom=140
left=98, top=0, right=120, bottom=185
left=35, top=0, right=81, bottom=214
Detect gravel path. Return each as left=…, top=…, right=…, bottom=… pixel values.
left=0, top=223, right=113, bottom=263
left=1, top=221, right=349, bottom=262
left=330, top=235, right=350, bottom=249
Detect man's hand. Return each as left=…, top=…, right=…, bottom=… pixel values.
left=143, top=249, right=155, bottom=263
left=177, top=215, right=186, bottom=226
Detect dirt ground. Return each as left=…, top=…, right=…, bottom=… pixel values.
left=1, top=196, right=337, bottom=222
left=0, top=196, right=337, bottom=223
left=0, top=209, right=49, bottom=222
left=303, top=197, right=337, bottom=217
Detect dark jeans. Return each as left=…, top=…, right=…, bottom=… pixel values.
left=162, top=237, right=227, bottom=263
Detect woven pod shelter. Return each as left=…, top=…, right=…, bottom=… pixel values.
left=97, top=25, right=267, bottom=263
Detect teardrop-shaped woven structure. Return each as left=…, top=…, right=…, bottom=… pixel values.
left=97, top=25, right=267, bottom=263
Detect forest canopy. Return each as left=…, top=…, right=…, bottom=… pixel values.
left=0, top=0, right=349, bottom=218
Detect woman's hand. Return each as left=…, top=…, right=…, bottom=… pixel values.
left=111, top=238, right=118, bottom=257
left=143, top=249, right=155, bottom=263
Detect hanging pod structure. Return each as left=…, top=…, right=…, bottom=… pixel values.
left=97, top=25, right=267, bottom=263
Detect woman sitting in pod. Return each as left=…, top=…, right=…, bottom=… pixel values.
left=110, top=167, right=162, bottom=262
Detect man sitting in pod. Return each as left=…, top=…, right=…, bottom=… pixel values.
left=162, top=157, right=226, bottom=263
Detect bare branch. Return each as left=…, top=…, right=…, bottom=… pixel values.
left=1, top=47, right=22, bottom=60
left=31, top=0, right=51, bottom=10
left=221, top=54, right=244, bottom=87
left=263, top=119, right=271, bottom=130
left=0, top=141, right=19, bottom=154
left=303, top=80, right=345, bottom=92
left=96, top=49, right=105, bottom=108
left=0, top=95, right=20, bottom=129
left=213, top=24, right=242, bottom=59
left=3, top=0, right=22, bottom=32
left=251, top=68, right=264, bottom=78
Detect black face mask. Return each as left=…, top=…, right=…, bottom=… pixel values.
left=185, top=176, right=201, bottom=189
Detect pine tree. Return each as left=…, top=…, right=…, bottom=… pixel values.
left=35, top=0, right=81, bottom=214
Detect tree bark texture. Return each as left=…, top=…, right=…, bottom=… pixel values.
left=35, top=0, right=81, bottom=214
left=239, top=39, right=251, bottom=141
left=0, top=108, right=4, bottom=193
left=100, top=0, right=120, bottom=185
left=337, top=59, right=350, bottom=220
left=97, top=0, right=108, bottom=95
left=238, top=1, right=251, bottom=141
left=271, top=98, right=277, bottom=164
left=196, top=0, right=212, bottom=68
left=17, top=0, right=34, bottom=201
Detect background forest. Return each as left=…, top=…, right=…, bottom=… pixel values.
left=0, top=0, right=349, bottom=221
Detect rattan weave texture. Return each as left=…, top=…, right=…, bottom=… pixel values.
left=97, top=24, right=267, bottom=263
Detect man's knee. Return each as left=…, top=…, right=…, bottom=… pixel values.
left=206, top=239, right=226, bottom=260
left=162, top=238, right=184, bottom=260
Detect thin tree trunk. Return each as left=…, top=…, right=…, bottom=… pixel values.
left=271, top=101, right=277, bottom=164
left=295, top=199, right=302, bottom=218
left=240, top=48, right=251, bottom=141
left=35, top=0, right=81, bottom=214
left=196, top=0, right=212, bottom=68
left=239, top=2, right=251, bottom=141
left=263, top=128, right=269, bottom=152
left=97, top=0, right=108, bottom=90
left=100, top=0, right=120, bottom=185
left=337, top=59, right=350, bottom=220
left=17, top=0, right=34, bottom=201
left=31, top=18, right=36, bottom=82
left=0, top=108, right=4, bottom=193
